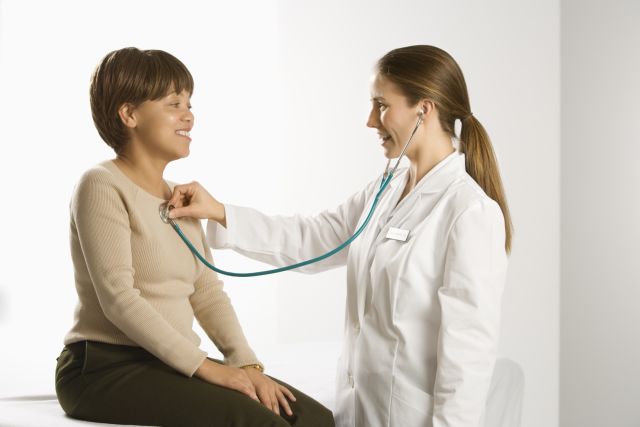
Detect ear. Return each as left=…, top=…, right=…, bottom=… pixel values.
left=118, top=103, right=138, bottom=129
left=419, top=100, right=436, bottom=116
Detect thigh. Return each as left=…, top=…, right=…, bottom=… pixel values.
left=206, top=357, right=334, bottom=427
left=58, top=342, right=287, bottom=427
left=266, top=375, right=335, bottom=427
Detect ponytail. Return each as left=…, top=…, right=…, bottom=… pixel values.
left=377, top=45, right=513, bottom=253
left=460, top=115, right=513, bottom=253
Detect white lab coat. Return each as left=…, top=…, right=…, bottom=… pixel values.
left=207, top=151, right=508, bottom=427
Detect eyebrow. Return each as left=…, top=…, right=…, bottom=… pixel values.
left=371, top=96, right=386, bottom=102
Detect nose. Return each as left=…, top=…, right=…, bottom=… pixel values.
left=183, top=108, right=194, bottom=125
left=366, top=106, right=380, bottom=129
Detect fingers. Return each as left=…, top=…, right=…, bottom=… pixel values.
left=168, top=184, right=191, bottom=208
left=242, top=387, right=259, bottom=402
left=264, top=382, right=296, bottom=417
left=239, top=378, right=259, bottom=402
left=226, top=369, right=258, bottom=402
left=279, top=384, right=296, bottom=402
left=256, top=388, right=272, bottom=412
left=268, top=387, right=279, bottom=415
left=167, top=205, right=192, bottom=220
left=252, top=381, right=278, bottom=415
left=168, top=182, right=201, bottom=208
left=276, top=388, right=293, bottom=416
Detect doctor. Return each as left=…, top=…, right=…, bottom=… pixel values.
left=168, top=45, right=513, bottom=427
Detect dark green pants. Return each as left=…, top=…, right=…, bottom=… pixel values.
left=55, top=341, right=334, bottom=427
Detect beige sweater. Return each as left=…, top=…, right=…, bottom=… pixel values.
left=64, top=160, right=260, bottom=377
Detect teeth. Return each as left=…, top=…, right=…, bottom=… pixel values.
left=176, top=130, right=190, bottom=137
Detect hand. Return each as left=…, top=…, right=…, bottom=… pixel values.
left=243, top=367, right=297, bottom=416
left=194, top=359, right=258, bottom=401
left=168, top=181, right=226, bottom=225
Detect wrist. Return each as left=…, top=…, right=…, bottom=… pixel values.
left=195, top=358, right=216, bottom=378
left=215, top=203, right=227, bottom=228
left=241, top=363, right=264, bottom=373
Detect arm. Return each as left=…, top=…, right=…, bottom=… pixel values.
left=189, top=229, right=261, bottom=368
left=191, top=229, right=297, bottom=415
left=432, top=200, right=508, bottom=427
left=206, top=178, right=381, bottom=274
left=73, top=174, right=206, bottom=377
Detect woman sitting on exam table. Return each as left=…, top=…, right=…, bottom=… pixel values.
left=55, top=47, right=334, bottom=427
left=168, top=45, right=513, bottom=427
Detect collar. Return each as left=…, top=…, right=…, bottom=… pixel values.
left=387, top=150, right=466, bottom=195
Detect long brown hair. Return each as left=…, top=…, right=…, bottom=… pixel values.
left=377, top=45, right=513, bottom=253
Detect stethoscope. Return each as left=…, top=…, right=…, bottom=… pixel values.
left=159, top=111, right=424, bottom=277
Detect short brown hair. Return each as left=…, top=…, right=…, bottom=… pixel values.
left=89, top=47, right=194, bottom=154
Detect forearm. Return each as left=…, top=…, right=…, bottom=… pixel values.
left=191, top=285, right=260, bottom=367
left=207, top=204, right=352, bottom=273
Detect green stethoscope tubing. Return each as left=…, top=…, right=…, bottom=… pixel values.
left=163, top=114, right=423, bottom=277
left=164, top=172, right=390, bottom=277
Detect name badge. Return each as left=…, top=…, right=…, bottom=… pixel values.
left=385, top=227, right=410, bottom=242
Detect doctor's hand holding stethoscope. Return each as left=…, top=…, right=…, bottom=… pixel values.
left=168, top=45, right=513, bottom=427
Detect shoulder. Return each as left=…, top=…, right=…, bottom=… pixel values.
left=72, top=161, right=132, bottom=205
left=447, top=173, right=504, bottom=227
left=76, top=162, right=116, bottom=185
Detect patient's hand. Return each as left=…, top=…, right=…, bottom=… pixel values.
left=194, top=359, right=258, bottom=401
left=168, top=181, right=226, bottom=226
left=243, top=366, right=296, bottom=417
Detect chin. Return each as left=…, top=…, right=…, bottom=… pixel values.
left=382, top=147, right=400, bottom=159
left=176, top=147, right=190, bottom=159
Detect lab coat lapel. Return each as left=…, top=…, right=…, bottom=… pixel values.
left=381, top=151, right=465, bottom=239
left=352, top=172, right=407, bottom=323
left=354, top=151, right=465, bottom=322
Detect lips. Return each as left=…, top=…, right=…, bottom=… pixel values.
left=379, top=133, right=392, bottom=143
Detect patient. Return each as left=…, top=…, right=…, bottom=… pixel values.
left=55, top=47, right=334, bottom=427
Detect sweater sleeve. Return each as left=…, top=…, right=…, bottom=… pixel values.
left=72, top=172, right=207, bottom=377
left=189, top=228, right=262, bottom=369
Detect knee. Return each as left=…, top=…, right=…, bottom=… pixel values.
left=314, top=407, right=335, bottom=427
left=295, top=403, right=335, bottom=427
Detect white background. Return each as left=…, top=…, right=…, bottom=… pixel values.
left=1, top=1, right=629, bottom=426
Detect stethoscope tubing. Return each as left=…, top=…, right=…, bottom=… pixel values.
left=163, top=114, right=423, bottom=277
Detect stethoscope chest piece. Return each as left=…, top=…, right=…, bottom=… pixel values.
left=159, top=202, right=174, bottom=224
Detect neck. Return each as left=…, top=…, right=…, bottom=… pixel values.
left=113, top=145, right=170, bottom=199
left=406, top=130, right=455, bottom=188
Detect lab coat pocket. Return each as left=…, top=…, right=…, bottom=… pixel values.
left=390, top=376, right=433, bottom=426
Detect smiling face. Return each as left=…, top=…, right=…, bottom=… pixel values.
left=367, top=74, right=423, bottom=159
left=127, top=90, right=194, bottom=161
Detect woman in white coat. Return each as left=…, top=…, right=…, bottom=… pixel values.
left=168, top=45, right=513, bottom=427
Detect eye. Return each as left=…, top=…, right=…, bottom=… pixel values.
left=377, top=102, right=388, bottom=111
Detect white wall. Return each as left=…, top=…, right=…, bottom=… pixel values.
left=561, top=1, right=640, bottom=426
left=0, top=1, right=560, bottom=426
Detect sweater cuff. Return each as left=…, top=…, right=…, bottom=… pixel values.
left=225, top=349, right=263, bottom=371
left=171, top=344, right=208, bottom=377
